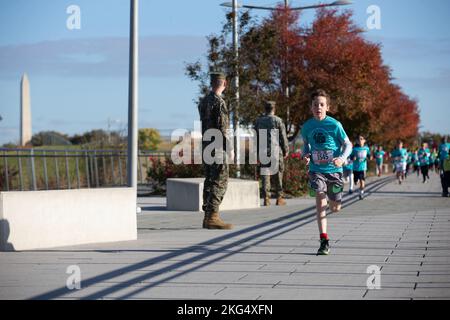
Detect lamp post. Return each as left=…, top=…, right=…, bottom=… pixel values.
left=127, top=0, right=139, bottom=189
left=232, top=0, right=241, bottom=178
left=220, top=0, right=352, bottom=136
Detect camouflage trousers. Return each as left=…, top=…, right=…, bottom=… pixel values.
left=202, top=163, right=229, bottom=214
left=260, top=158, right=285, bottom=198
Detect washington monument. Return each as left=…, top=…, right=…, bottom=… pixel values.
left=20, top=73, right=32, bottom=146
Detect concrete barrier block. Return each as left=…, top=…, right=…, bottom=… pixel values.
left=0, top=188, right=137, bottom=251
left=167, top=178, right=260, bottom=211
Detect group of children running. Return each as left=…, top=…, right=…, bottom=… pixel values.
left=301, top=89, right=450, bottom=256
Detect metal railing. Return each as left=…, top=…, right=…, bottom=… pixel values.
left=0, top=148, right=170, bottom=192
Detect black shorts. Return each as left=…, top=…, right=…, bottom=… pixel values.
left=353, top=171, right=366, bottom=183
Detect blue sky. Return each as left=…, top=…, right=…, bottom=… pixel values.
left=0, top=0, right=449, bottom=145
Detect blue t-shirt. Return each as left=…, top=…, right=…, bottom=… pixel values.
left=418, top=148, right=430, bottom=167
left=391, top=148, right=408, bottom=165
left=351, top=145, right=370, bottom=172
left=374, top=150, right=385, bottom=165
left=438, top=143, right=450, bottom=162
left=301, top=116, right=350, bottom=174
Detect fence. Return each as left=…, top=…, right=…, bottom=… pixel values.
left=0, top=148, right=170, bottom=192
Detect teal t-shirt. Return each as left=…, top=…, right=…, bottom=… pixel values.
left=407, top=152, right=413, bottom=164
left=351, top=145, right=370, bottom=172
left=418, top=148, right=430, bottom=167
left=391, top=148, right=408, bottom=165
left=438, top=143, right=450, bottom=162
left=301, top=116, right=350, bottom=174
left=430, top=152, right=437, bottom=163
left=414, top=154, right=420, bottom=166
left=374, top=150, right=385, bottom=165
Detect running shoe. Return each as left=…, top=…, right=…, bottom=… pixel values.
left=317, top=238, right=330, bottom=255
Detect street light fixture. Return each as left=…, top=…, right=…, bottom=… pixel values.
left=220, top=1, right=352, bottom=11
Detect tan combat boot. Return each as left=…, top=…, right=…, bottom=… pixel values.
left=204, top=212, right=233, bottom=230
left=263, top=197, right=271, bottom=206
left=202, top=213, right=209, bottom=229
left=276, top=196, right=286, bottom=206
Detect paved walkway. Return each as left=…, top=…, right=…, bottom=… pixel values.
left=0, top=171, right=449, bottom=300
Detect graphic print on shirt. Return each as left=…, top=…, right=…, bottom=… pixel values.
left=357, top=150, right=368, bottom=162
left=310, top=128, right=333, bottom=165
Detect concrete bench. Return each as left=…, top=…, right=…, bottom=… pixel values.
left=166, top=178, right=260, bottom=211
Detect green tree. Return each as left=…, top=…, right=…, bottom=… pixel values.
left=139, top=128, right=162, bottom=151
left=31, top=131, right=71, bottom=146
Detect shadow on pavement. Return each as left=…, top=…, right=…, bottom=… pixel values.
left=30, top=176, right=394, bottom=300
left=0, top=219, right=15, bottom=252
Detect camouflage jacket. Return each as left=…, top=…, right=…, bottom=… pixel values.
left=254, top=114, right=289, bottom=157
left=198, top=92, right=231, bottom=151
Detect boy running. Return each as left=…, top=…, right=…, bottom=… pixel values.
left=351, top=136, right=371, bottom=200
left=413, top=150, right=420, bottom=177
left=430, top=148, right=438, bottom=173
left=374, top=145, right=385, bottom=177
left=405, top=149, right=413, bottom=178
left=418, top=142, right=431, bottom=183
left=343, top=156, right=354, bottom=194
left=391, top=141, right=408, bottom=184
left=302, top=89, right=353, bottom=256
left=438, top=137, right=450, bottom=196
left=442, top=153, right=450, bottom=197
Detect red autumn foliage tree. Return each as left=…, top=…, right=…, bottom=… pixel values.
left=299, top=8, right=419, bottom=145
left=186, top=7, right=420, bottom=147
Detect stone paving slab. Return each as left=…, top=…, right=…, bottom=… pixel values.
left=0, top=174, right=449, bottom=300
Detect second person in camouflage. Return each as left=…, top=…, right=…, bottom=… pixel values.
left=255, top=101, right=289, bottom=206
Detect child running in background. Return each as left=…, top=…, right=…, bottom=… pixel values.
left=442, top=153, right=450, bottom=197
left=418, top=143, right=431, bottom=183
left=438, top=136, right=450, bottom=197
left=391, top=141, right=408, bottom=185
left=406, top=148, right=413, bottom=179
left=351, top=136, right=371, bottom=200
left=374, top=145, right=385, bottom=177
left=430, top=148, right=438, bottom=174
left=413, top=150, right=420, bottom=177
left=343, top=156, right=354, bottom=194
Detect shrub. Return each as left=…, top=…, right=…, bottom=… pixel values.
left=283, top=154, right=309, bottom=197
left=146, top=153, right=309, bottom=197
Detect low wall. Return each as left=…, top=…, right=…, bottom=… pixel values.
left=0, top=188, right=137, bottom=251
left=167, top=178, right=260, bottom=211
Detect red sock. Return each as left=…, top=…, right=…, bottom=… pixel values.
left=320, top=233, right=328, bottom=240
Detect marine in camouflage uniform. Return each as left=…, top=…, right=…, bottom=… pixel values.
left=198, top=72, right=233, bottom=229
left=254, top=101, right=289, bottom=206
